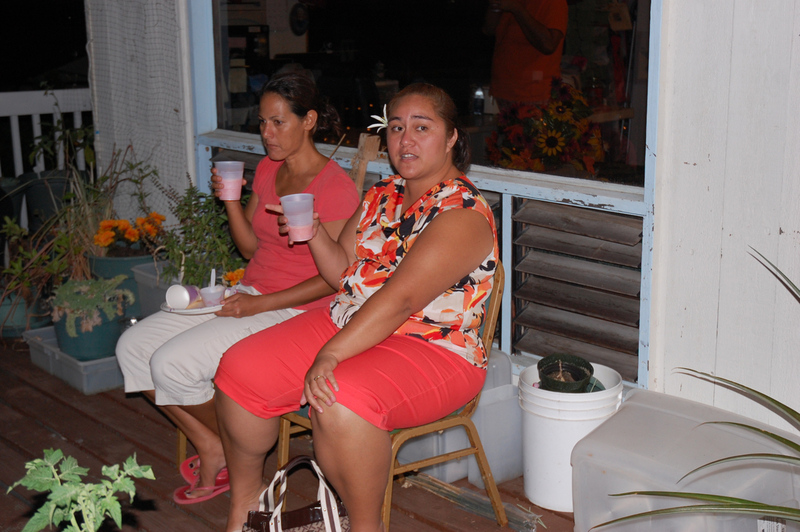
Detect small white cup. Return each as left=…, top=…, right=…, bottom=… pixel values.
left=280, top=193, right=315, bottom=242
left=200, top=285, right=226, bottom=307
left=166, top=285, right=201, bottom=310
left=215, top=161, right=245, bottom=201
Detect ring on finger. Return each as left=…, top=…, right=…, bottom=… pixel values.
left=313, top=375, right=325, bottom=381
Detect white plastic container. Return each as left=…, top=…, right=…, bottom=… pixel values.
left=518, top=363, right=622, bottom=512
left=396, top=349, right=513, bottom=483
left=572, top=388, right=800, bottom=532
left=467, top=383, right=523, bottom=488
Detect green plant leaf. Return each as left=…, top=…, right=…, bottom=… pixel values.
left=59, top=455, right=89, bottom=483
left=49, top=483, right=83, bottom=509
left=679, top=453, right=800, bottom=482
left=592, top=500, right=800, bottom=530
left=750, top=247, right=800, bottom=302
left=675, top=368, right=800, bottom=430
left=699, top=421, right=800, bottom=455
left=21, top=505, right=54, bottom=532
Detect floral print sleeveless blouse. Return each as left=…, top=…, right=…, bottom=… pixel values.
left=329, top=176, right=499, bottom=369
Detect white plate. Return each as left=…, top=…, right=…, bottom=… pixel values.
left=160, top=302, right=223, bottom=315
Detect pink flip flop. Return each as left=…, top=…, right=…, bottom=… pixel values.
left=179, top=455, right=229, bottom=486
left=173, top=475, right=230, bottom=505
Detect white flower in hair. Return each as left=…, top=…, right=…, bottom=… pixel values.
left=367, top=104, right=389, bottom=132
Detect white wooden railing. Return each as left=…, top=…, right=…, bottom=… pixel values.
left=0, top=89, right=92, bottom=177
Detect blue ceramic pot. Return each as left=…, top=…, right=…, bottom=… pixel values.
left=53, top=309, right=123, bottom=361
left=89, top=254, right=152, bottom=318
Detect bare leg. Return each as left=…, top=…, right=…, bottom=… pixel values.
left=216, top=389, right=280, bottom=532
left=312, top=404, right=390, bottom=532
left=141, top=390, right=226, bottom=495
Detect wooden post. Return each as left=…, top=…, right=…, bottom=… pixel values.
left=348, top=133, right=381, bottom=199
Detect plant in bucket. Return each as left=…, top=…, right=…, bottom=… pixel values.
left=518, top=353, right=623, bottom=513
left=49, top=274, right=135, bottom=361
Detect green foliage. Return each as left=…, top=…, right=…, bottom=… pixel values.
left=6, top=449, right=155, bottom=532
left=50, top=275, right=134, bottom=337
left=160, top=184, right=246, bottom=287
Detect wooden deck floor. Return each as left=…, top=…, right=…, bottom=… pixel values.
left=0, top=337, right=574, bottom=532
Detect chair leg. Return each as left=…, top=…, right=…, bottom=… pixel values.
left=276, top=416, right=292, bottom=469
left=176, top=428, right=187, bottom=468
left=463, top=420, right=508, bottom=527
left=382, top=441, right=405, bottom=532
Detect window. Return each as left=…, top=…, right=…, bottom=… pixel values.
left=212, top=0, right=650, bottom=186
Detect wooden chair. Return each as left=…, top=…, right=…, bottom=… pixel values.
left=276, top=261, right=508, bottom=531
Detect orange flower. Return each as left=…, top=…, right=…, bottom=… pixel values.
left=149, top=212, right=166, bottom=223
left=117, top=219, right=132, bottom=232
left=99, top=220, right=117, bottom=231
left=123, top=227, right=140, bottom=242
left=94, top=230, right=116, bottom=247
left=223, top=268, right=246, bottom=286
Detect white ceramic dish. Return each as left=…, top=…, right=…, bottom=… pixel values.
left=160, top=302, right=223, bottom=315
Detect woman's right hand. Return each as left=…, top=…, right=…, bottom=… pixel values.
left=210, top=168, right=247, bottom=201
left=264, top=203, right=322, bottom=245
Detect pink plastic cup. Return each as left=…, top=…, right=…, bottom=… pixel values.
left=215, top=161, right=245, bottom=201
left=280, top=193, right=315, bottom=242
left=165, top=285, right=201, bottom=310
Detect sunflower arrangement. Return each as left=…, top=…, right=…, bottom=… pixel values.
left=93, top=212, right=167, bottom=257
left=486, top=78, right=605, bottom=175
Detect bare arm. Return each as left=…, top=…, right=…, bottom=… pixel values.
left=302, top=208, right=495, bottom=412
left=266, top=203, right=362, bottom=290
left=485, top=0, right=564, bottom=55
left=216, top=214, right=351, bottom=318
left=307, top=206, right=361, bottom=289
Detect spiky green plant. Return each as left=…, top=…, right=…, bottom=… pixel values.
left=592, top=250, right=800, bottom=529
left=6, top=449, right=155, bottom=532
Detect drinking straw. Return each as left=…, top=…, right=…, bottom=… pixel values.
left=210, top=268, right=216, bottom=288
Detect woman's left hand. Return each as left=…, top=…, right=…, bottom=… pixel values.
left=301, top=353, right=340, bottom=413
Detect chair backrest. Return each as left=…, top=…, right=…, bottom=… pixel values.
left=461, top=260, right=504, bottom=418
left=480, top=260, right=504, bottom=350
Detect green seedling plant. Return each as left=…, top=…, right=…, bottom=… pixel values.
left=593, top=249, right=800, bottom=529
left=6, top=449, right=155, bottom=532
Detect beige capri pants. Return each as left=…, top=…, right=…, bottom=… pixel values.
left=115, top=284, right=304, bottom=406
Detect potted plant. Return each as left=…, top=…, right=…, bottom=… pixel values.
left=6, top=448, right=154, bottom=532
left=49, top=274, right=134, bottom=361
left=158, top=178, right=246, bottom=288
left=0, top=217, right=79, bottom=336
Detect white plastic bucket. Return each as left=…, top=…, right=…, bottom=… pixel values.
left=518, top=363, right=622, bottom=512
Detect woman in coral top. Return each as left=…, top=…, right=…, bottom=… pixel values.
left=215, top=83, right=499, bottom=532
left=116, top=72, right=358, bottom=505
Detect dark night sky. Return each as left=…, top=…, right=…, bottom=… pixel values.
left=0, top=0, right=88, bottom=91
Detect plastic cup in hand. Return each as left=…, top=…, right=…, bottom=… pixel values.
left=200, top=285, right=226, bottom=307
left=215, top=161, right=245, bottom=201
left=279, top=193, right=315, bottom=242
left=166, top=285, right=201, bottom=310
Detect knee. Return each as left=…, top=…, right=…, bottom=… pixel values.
left=311, top=404, right=361, bottom=435
left=150, top=347, right=194, bottom=390
left=115, top=325, right=138, bottom=362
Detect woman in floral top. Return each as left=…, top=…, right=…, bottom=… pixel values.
left=215, top=83, right=498, bottom=532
